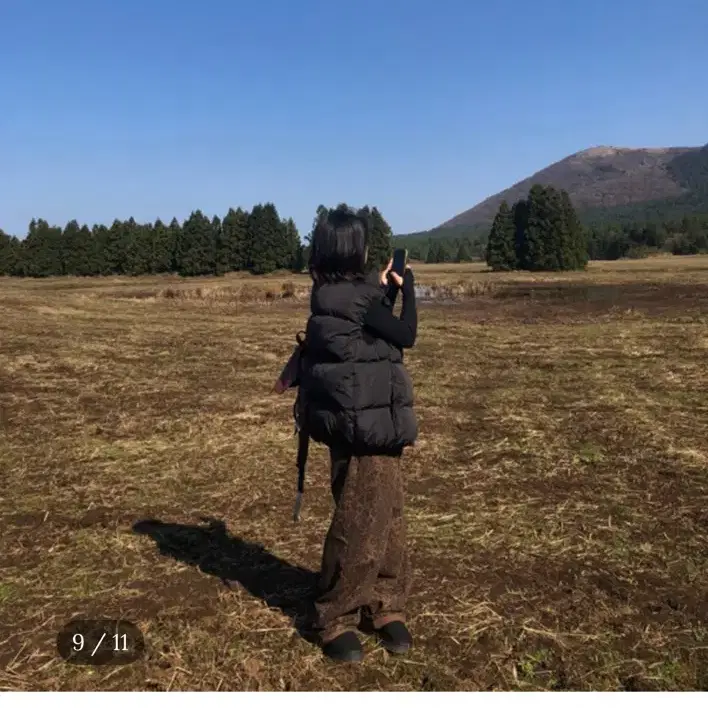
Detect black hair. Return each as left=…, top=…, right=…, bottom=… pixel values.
left=308, top=208, right=368, bottom=285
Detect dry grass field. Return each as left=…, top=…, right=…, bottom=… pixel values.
left=1, top=255, right=707, bottom=691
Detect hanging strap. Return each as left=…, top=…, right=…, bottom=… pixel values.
left=292, top=329, right=308, bottom=521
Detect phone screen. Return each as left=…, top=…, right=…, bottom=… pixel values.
left=391, top=248, right=408, bottom=277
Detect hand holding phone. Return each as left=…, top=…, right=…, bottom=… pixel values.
left=391, top=248, right=408, bottom=278
left=379, top=249, right=411, bottom=288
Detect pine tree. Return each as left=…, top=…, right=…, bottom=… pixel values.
left=507, top=186, right=589, bottom=272
left=293, top=242, right=306, bottom=272
left=180, top=210, right=216, bottom=276
left=169, top=218, right=183, bottom=273
left=22, top=219, right=63, bottom=276
left=249, top=203, right=291, bottom=274
left=80, top=224, right=101, bottom=275
left=92, top=224, right=110, bottom=275
left=105, top=219, right=127, bottom=275
left=283, top=217, right=301, bottom=271
left=62, top=220, right=97, bottom=276
left=215, top=215, right=229, bottom=276
left=437, top=241, right=447, bottom=263
left=408, top=243, right=425, bottom=261
left=512, top=199, right=530, bottom=269
left=367, top=207, right=393, bottom=269
left=559, top=189, right=588, bottom=269
left=61, top=220, right=80, bottom=275
left=486, top=201, right=517, bottom=271
left=455, top=240, right=471, bottom=262
left=123, top=218, right=151, bottom=276
left=544, top=187, right=565, bottom=271
left=138, top=222, right=156, bottom=274
left=425, top=240, right=447, bottom=263
left=150, top=219, right=174, bottom=274
left=0, top=230, right=19, bottom=276
left=523, top=185, right=555, bottom=271
left=210, top=216, right=222, bottom=274
left=221, top=207, right=249, bottom=272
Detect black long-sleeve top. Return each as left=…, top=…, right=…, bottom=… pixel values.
left=363, top=269, right=417, bottom=349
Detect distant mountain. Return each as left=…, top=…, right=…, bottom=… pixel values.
left=398, top=143, right=708, bottom=240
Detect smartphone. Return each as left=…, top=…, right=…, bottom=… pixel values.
left=391, top=248, right=408, bottom=278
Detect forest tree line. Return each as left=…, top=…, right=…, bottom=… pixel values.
left=402, top=195, right=708, bottom=265
left=2, top=193, right=707, bottom=277
left=584, top=213, right=708, bottom=259
left=0, top=203, right=393, bottom=278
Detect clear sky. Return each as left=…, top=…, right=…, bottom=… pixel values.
left=1, top=0, right=706, bottom=238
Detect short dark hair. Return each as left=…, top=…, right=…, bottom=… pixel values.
left=309, top=208, right=368, bottom=284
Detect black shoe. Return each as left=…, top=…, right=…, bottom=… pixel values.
left=322, top=631, right=364, bottom=663
left=376, top=621, right=412, bottom=654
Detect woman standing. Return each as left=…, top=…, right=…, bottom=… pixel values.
left=301, top=207, right=418, bottom=662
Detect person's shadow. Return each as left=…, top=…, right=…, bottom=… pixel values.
left=132, top=517, right=319, bottom=643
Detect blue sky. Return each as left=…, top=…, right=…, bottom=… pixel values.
left=1, top=0, right=706, bottom=237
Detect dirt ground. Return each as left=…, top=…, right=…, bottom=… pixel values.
left=1, top=256, right=707, bottom=691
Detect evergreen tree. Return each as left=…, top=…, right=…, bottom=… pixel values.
left=283, top=217, right=301, bottom=271
left=62, top=220, right=98, bottom=276
left=455, top=240, right=471, bottom=262
left=0, top=230, right=19, bottom=276
left=438, top=241, right=448, bottom=263
left=246, top=203, right=290, bottom=275
left=559, top=189, right=588, bottom=269
left=642, top=223, right=664, bottom=249
left=61, top=220, right=81, bottom=275
left=293, top=242, right=307, bottom=272
left=367, top=207, right=393, bottom=269
left=523, top=185, right=556, bottom=271
left=180, top=210, right=216, bottom=276
left=512, top=199, right=530, bottom=269
left=150, top=219, right=174, bottom=274
left=425, top=240, right=446, bottom=263
left=169, top=218, right=183, bottom=273
left=214, top=214, right=229, bottom=275
left=544, top=186, right=566, bottom=271
left=123, top=218, right=151, bottom=276
left=105, top=219, right=127, bottom=275
left=79, top=224, right=101, bottom=275
left=86, top=224, right=108, bottom=275
left=486, top=201, right=517, bottom=271
left=91, top=224, right=110, bottom=274
left=210, top=215, right=222, bottom=274
left=22, top=219, right=63, bottom=276
left=220, top=207, right=249, bottom=272
left=408, top=243, right=425, bottom=261
left=138, top=222, right=156, bottom=274
left=685, top=217, right=708, bottom=252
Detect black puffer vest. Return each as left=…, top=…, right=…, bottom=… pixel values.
left=301, top=278, right=417, bottom=454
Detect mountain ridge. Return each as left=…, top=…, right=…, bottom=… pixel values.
left=397, top=143, right=708, bottom=239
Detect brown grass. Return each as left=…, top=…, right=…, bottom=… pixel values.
left=1, top=255, right=707, bottom=691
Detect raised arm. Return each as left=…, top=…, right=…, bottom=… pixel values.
left=364, top=269, right=417, bottom=348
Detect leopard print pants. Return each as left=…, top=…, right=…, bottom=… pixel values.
left=313, top=447, right=412, bottom=642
